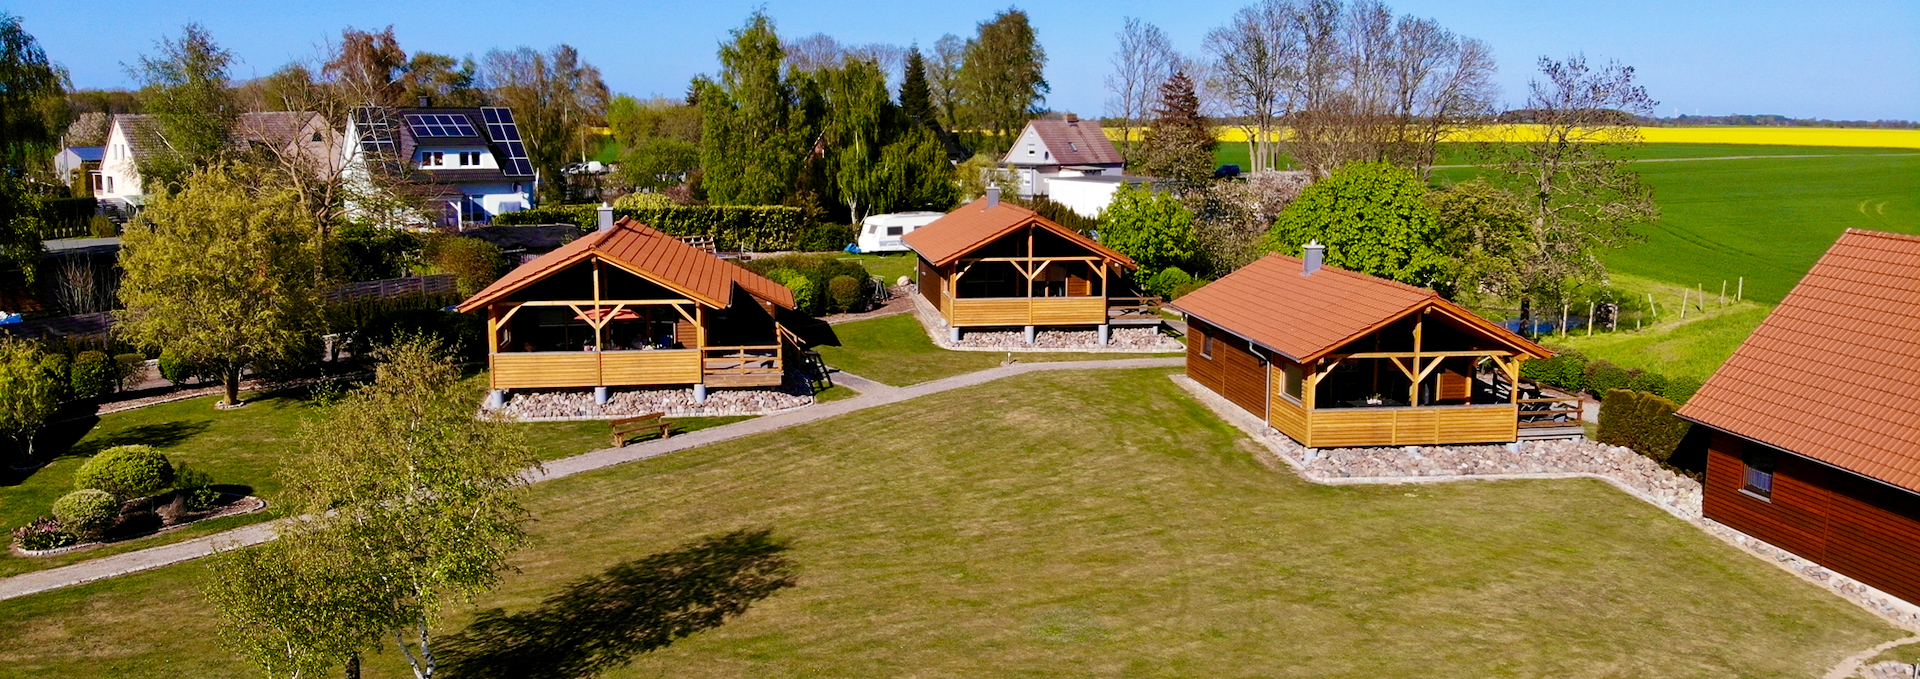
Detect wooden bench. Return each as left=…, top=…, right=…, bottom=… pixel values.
left=610, top=412, right=673, bottom=447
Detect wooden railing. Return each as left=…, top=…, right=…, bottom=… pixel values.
left=1516, top=396, right=1583, bottom=429
left=1108, top=295, right=1164, bottom=318
left=702, top=345, right=782, bottom=378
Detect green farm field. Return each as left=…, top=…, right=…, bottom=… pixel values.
left=0, top=369, right=1901, bottom=677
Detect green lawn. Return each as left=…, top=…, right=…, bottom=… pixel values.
left=815, top=314, right=1177, bottom=386
left=838, top=252, right=917, bottom=283
left=1213, top=141, right=1917, bottom=171
left=1532, top=273, right=1773, bottom=382
left=0, top=381, right=747, bottom=577
left=0, top=369, right=1900, bottom=677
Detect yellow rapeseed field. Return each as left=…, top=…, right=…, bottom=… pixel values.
left=1106, top=125, right=1920, bottom=149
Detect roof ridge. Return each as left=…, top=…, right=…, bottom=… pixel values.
left=1841, top=228, right=1920, bottom=245
left=1258, top=252, right=1441, bottom=298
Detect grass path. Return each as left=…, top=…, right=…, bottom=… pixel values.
left=0, top=368, right=1901, bottom=678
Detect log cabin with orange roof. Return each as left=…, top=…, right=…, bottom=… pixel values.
left=1677, top=229, right=1920, bottom=606
left=904, top=188, right=1142, bottom=345
left=457, top=205, right=799, bottom=406
left=1170, top=244, right=1558, bottom=448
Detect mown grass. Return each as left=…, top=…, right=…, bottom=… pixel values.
left=815, top=314, right=1177, bottom=386
left=0, top=369, right=1901, bottom=678
left=0, top=380, right=747, bottom=577
left=1533, top=273, right=1773, bottom=382
left=838, top=252, right=917, bottom=283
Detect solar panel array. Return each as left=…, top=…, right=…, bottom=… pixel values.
left=405, top=113, right=478, bottom=137
left=350, top=107, right=397, bottom=158
left=482, top=108, right=534, bottom=177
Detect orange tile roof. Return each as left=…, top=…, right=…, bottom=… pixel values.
left=1169, top=253, right=1550, bottom=363
left=1678, top=229, right=1920, bottom=494
left=902, top=197, right=1136, bottom=269
left=456, top=217, right=795, bottom=312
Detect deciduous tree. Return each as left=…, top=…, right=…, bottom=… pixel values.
left=0, top=13, right=66, bottom=172
left=956, top=9, right=1048, bottom=151
left=1098, top=184, right=1199, bottom=287
left=483, top=44, right=610, bottom=201
left=697, top=12, right=806, bottom=206
left=115, top=164, right=320, bottom=406
left=1495, top=54, right=1658, bottom=333
left=1104, top=18, right=1179, bottom=161
left=0, top=336, right=61, bottom=466
left=130, top=24, right=239, bottom=193
left=1259, top=160, right=1445, bottom=285
left=1425, top=178, right=1527, bottom=301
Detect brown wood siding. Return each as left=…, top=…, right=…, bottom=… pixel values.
left=1269, top=363, right=1309, bottom=442
left=1187, top=321, right=1226, bottom=397
left=918, top=257, right=942, bottom=309
left=1306, top=405, right=1517, bottom=448
left=675, top=318, right=697, bottom=348
left=1703, top=430, right=1920, bottom=605
left=1183, top=319, right=1267, bottom=419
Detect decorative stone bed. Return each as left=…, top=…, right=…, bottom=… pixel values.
left=10, top=494, right=267, bottom=558
left=484, top=382, right=816, bottom=421
left=908, top=292, right=1186, bottom=353
left=1171, top=373, right=1920, bottom=634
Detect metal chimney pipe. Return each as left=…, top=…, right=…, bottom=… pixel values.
left=986, top=185, right=1000, bottom=208
left=596, top=202, right=614, bottom=232
left=1302, top=241, right=1324, bottom=275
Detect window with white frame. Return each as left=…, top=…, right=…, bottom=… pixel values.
left=422, top=151, right=444, bottom=167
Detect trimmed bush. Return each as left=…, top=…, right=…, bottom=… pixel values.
left=798, top=223, right=858, bottom=252
left=1169, top=277, right=1209, bottom=300
left=743, top=254, right=872, bottom=316
left=495, top=204, right=808, bottom=252
left=113, top=353, right=147, bottom=391
left=52, top=489, right=119, bottom=540
left=1626, top=371, right=1669, bottom=398
left=827, top=275, right=864, bottom=313
left=1663, top=376, right=1704, bottom=406
left=766, top=269, right=817, bottom=314
left=69, top=350, right=115, bottom=399
left=1584, top=360, right=1632, bottom=398
left=1147, top=267, right=1194, bottom=299
left=612, top=192, right=675, bottom=210
left=73, top=444, right=175, bottom=501
left=1596, top=389, right=1691, bottom=464
left=427, top=236, right=508, bottom=297
left=359, top=309, right=487, bottom=359
left=1521, top=353, right=1587, bottom=393
left=173, top=463, right=223, bottom=512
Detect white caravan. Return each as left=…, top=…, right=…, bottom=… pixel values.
left=849, top=212, right=944, bottom=254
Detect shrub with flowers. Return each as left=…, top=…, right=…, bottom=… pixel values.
left=11, top=516, right=78, bottom=551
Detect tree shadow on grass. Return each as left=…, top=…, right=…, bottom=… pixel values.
left=3, top=419, right=213, bottom=487
left=437, top=528, right=797, bottom=679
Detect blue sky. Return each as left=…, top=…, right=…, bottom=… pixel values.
left=10, top=0, right=1917, bottom=120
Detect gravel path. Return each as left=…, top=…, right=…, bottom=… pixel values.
left=0, top=356, right=1180, bottom=602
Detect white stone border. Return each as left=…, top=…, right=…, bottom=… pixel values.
left=907, top=292, right=1185, bottom=354
left=1169, top=373, right=1920, bottom=635
left=9, top=495, right=267, bottom=558
left=494, top=400, right=818, bottom=423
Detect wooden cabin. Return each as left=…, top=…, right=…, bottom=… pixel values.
left=1678, top=229, right=1920, bottom=606
left=904, top=190, right=1139, bottom=343
left=1171, top=247, right=1553, bottom=447
left=456, top=211, right=798, bottom=403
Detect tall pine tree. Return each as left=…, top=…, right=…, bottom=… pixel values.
left=900, top=48, right=935, bottom=130
left=1137, top=71, right=1215, bottom=186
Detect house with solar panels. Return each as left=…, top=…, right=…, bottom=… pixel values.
left=343, top=103, right=536, bottom=227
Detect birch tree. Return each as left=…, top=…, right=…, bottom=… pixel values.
left=1203, top=0, right=1293, bottom=173
left=1104, top=18, right=1179, bottom=161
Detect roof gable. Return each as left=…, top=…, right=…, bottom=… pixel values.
left=457, top=218, right=795, bottom=312
left=902, top=197, right=1136, bottom=269
left=1170, top=253, right=1548, bottom=362
left=1002, top=118, right=1123, bottom=166
left=1678, top=229, right=1920, bottom=494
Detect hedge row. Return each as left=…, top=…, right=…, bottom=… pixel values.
left=1595, top=389, right=1692, bottom=465
left=740, top=253, right=873, bottom=317
left=494, top=204, right=809, bottom=253
left=1520, top=351, right=1703, bottom=406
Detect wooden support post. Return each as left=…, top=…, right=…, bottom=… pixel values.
left=1410, top=311, right=1424, bottom=407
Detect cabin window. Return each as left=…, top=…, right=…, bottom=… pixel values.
left=1282, top=361, right=1303, bottom=400
left=1742, top=443, right=1777, bottom=499
left=1201, top=334, right=1213, bottom=359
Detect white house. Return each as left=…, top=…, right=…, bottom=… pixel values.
left=1000, top=114, right=1125, bottom=199
left=1047, top=174, right=1158, bottom=219
left=97, top=112, right=337, bottom=210
left=342, top=104, right=534, bottom=227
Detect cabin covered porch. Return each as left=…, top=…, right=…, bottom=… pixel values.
left=918, top=221, right=1135, bottom=340
left=482, top=257, right=790, bottom=394
left=1266, top=305, right=1543, bottom=448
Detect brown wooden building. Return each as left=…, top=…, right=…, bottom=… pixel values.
left=904, top=191, right=1138, bottom=344
left=457, top=211, right=797, bottom=404
left=1678, top=229, right=1920, bottom=606
left=1171, top=247, right=1552, bottom=447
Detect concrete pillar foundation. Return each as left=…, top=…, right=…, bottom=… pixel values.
left=1024, top=325, right=1037, bottom=345
left=950, top=327, right=962, bottom=343
left=593, top=386, right=609, bottom=405
left=694, top=384, right=708, bottom=403
left=1098, top=324, right=1110, bottom=345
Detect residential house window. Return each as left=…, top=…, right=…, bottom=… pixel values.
left=105, top=176, right=113, bottom=193
left=422, top=151, right=444, bottom=167
left=1742, top=442, right=1777, bottom=499
left=311, top=132, right=323, bottom=142
left=459, top=151, right=481, bottom=166
left=1201, top=334, right=1213, bottom=359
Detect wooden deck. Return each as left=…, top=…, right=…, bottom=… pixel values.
left=489, top=347, right=783, bottom=389
left=948, top=296, right=1107, bottom=327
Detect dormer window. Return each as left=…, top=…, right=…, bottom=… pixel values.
left=422, top=151, right=444, bottom=167
left=458, top=151, right=481, bottom=166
